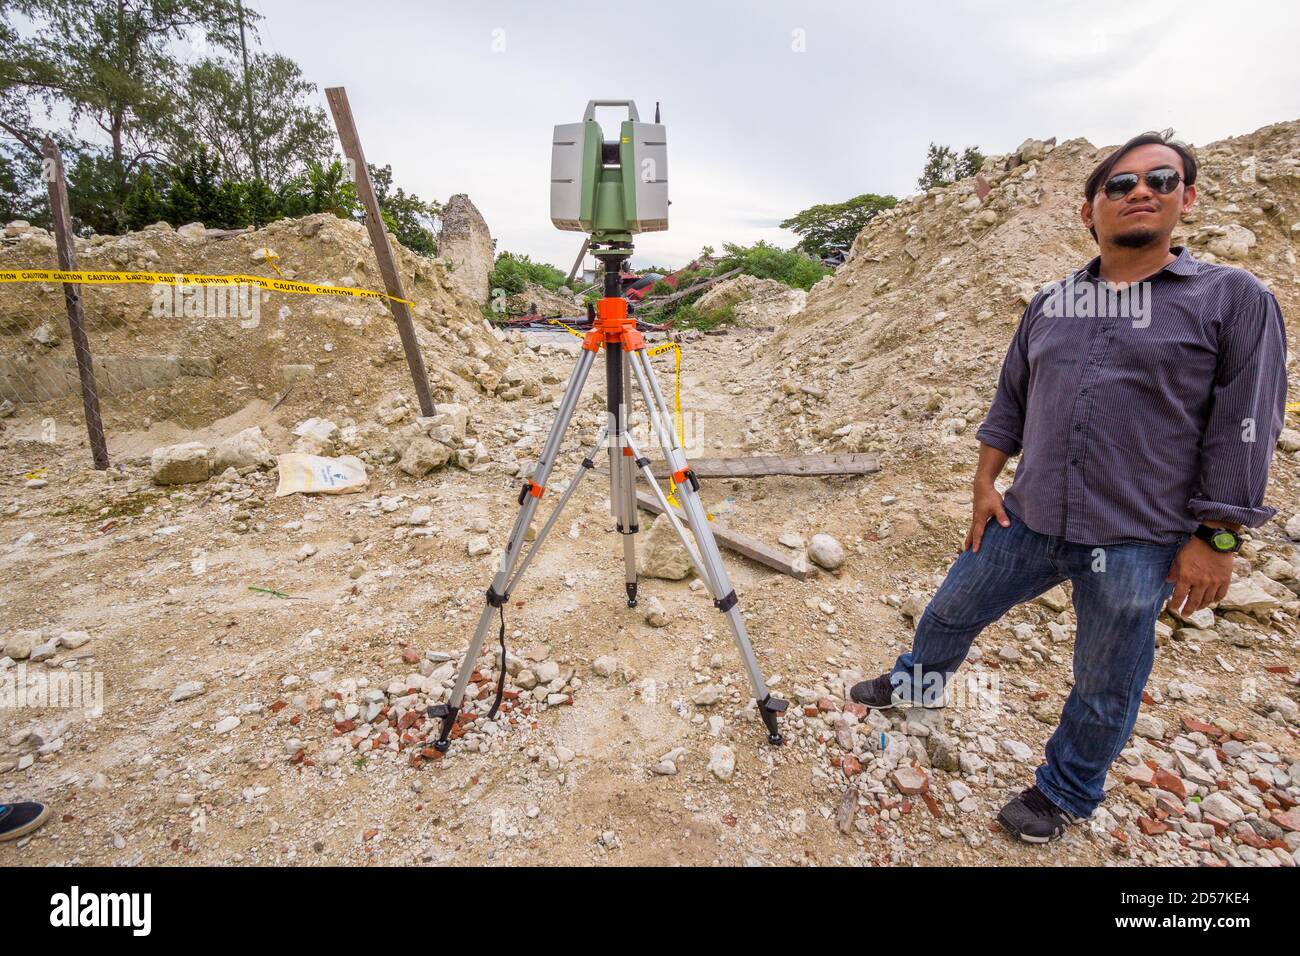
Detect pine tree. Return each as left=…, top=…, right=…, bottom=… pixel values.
left=124, top=168, right=164, bottom=230
left=165, top=177, right=201, bottom=225
left=244, top=179, right=279, bottom=227
left=210, top=179, right=246, bottom=228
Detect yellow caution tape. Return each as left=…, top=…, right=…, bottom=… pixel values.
left=546, top=318, right=587, bottom=339
left=647, top=342, right=693, bottom=511
left=534, top=326, right=704, bottom=516
left=0, top=268, right=414, bottom=307
left=647, top=342, right=686, bottom=451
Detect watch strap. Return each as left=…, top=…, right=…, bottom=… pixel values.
left=1194, top=524, right=1240, bottom=552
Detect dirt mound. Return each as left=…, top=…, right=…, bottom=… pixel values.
left=0, top=210, right=549, bottom=449
left=757, top=122, right=1300, bottom=498
left=695, top=274, right=807, bottom=327
left=503, top=282, right=580, bottom=318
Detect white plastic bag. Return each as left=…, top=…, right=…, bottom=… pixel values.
left=274, top=453, right=369, bottom=496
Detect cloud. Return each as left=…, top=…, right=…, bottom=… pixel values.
left=258, top=0, right=1299, bottom=269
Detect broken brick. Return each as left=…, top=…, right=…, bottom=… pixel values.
left=1124, top=764, right=1156, bottom=788
left=1137, top=817, right=1170, bottom=836
left=1273, top=808, right=1300, bottom=833
left=1153, top=768, right=1186, bottom=800
left=1181, top=716, right=1218, bottom=735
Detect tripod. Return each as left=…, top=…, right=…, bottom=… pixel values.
left=428, top=255, right=787, bottom=753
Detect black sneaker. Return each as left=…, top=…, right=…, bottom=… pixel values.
left=848, top=674, right=897, bottom=709
left=996, top=786, right=1080, bottom=844
left=0, top=802, right=50, bottom=842
left=849, top=673, right=948, bottom=709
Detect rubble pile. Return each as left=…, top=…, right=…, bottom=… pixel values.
left=1, top=122, right=1297, bottom=867
left=0, top=200, right=545, bottom=435
left=756, top=122, right=1300, bottom=469
left=694, top=274, right=808, bottom=327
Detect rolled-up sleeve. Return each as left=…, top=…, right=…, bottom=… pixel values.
left=975, top=303, right=1034, bottom=457
left=1187, top=290, right=1289, bottom=528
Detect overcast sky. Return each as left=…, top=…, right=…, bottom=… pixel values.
left=188, top=1, right=1300, bottom=268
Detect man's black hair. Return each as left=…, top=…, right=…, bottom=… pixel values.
left=1084, top=129, right=1198, bottom=241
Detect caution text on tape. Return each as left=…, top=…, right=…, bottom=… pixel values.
left=0, top=268, right=413, bottom=307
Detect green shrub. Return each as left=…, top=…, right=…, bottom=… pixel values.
left=718, top=240, right=829, bottom=290
left=489, top=252, right=569, bottom=296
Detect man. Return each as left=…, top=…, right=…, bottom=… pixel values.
left=851, top=130, right=1289, bottom=843
left=0, top=801, right=49, bottom=842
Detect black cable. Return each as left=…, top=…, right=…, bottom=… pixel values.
left=486, top=603, right=507, bottom=720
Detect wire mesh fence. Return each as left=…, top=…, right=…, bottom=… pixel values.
left=1, top=225, right=262, bottom=464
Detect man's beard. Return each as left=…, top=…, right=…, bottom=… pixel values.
left=1111, top=226, right=1160, bottom=249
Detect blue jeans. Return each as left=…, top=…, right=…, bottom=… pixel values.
left=890, top=509, right=1185, bottom=819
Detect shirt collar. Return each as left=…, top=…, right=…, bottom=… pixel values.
left=1080, top=245, right=1200, bottom=282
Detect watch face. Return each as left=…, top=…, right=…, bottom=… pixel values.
left=1212, top=531, right=1237, bottom=551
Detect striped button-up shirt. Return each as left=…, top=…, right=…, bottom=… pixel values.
left=976, top=246, right=1289, bottom=546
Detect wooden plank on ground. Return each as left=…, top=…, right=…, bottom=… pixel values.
left=635, top=490, right=808, bottom=580
left=648, top=452, right=879, bottom=480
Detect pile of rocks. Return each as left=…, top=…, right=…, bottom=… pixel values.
left=757, top=119, right=1300, bottom=475
left=694, top=274, right=808, bottom=327
left=261, top=641, right=584, bottom=770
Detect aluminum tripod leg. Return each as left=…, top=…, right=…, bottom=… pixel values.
left=627, top=348, right=787, bottom=744
left=429, top=346, right=599, bottom=751
left=506, top=427, right=608, bottom=595
left=607, top=342, right=639, bottom=607
left=618, top=348, right=639, bottom=606
left=622, top=432, right=711, bottom=586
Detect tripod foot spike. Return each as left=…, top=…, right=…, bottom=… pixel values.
left=427, top=702, right=459, bottom=752
left=625, top=581, right=638, bottom=608
left=758, top=695, right=787, bottom=746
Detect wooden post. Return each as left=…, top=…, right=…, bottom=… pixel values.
left=565, top=238, right=589, bottom=286
left=324, top=87, right=436, bottom=417
left=43, top=136, right=109, bottom=470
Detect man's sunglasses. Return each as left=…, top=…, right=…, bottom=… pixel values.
left=1103, top=166, right=1181, bottom=201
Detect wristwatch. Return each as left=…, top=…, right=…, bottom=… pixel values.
left=1193, top=524, right=1242, bottom=553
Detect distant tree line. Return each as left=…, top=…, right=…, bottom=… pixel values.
left=0, top=0, right=438, bottom=253
left=780, top=141, right=985, bottom=260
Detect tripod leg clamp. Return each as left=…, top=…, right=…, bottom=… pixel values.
left=671, top=468, right=700, bottom=492
left=714, top=590, right=738, bottom=613
left=758, top=695, right=788, bottom=746
left=517, top=481, right=545, bottom=505
left=427, top=702, right=460, bottom=752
